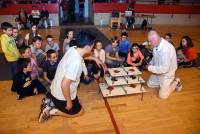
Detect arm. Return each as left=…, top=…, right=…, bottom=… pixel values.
left=135, top=51, right=144, bottom=66
left=82, top=61, right=88, bottom=76
left=84, top=56, right=103, bottom=68
left=25, top=33, right=29, bottom=45
left=101, top=50, right=106, bottom=64
left=148, top=48, right=172, bottom=74
left=61, top=77, right=72, bottom=110
left=106, top=52, right=119, bottom=61
left=56, top=43, right=60, bottom=51
left=127, top=53, right=136, bottom=66
left=43, top=72, right=52, bottom=84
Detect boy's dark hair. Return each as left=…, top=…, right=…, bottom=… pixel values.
left=76, top=31, right=96, bottom=48
left=94, top=40, right=103, bottom=48
left=121, top=32, right=128, bottom=37
left=31, top=24, right=37, bottom=29
left=19, top=45, right=30, bottom=54
left=94, top=40, right=102, bottom=45
left=65, top=28, right=73, bottom=37
left=46, top=35, right=53, bottom=40
left=179, top=35, right=194, bottom=48
left=165, top=33, right=172, bottom=38
left=12, top=27, right=18, bottom=30
left=18, top=58, right=31, bottom=72
left=47, top=49, right=56, bottom=58
left=1, top=22, right=13, bottom=30
left=110, top=36, right=119, bottom=43
left=32, top=36, right=42, bottom=43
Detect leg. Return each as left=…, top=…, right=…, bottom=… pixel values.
left=32, top=79, right=47, bottom=94
left=9, top=61, right=19, bottom=80
left=158, top=76, right=178, bottom=99
left=147, top=74, right=160, bottom=88
left=39, top=95, right=83, bottom=123
left=51, top=107, right=84, bottom=118
left=106, top=59, right=118, bottom=68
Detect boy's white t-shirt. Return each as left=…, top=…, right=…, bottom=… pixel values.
left=50, top=47, right=83, bottom=101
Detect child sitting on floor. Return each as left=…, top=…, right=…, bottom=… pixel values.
left=20, top=45, right=41, bottom=80
left=127, top=43, right=144, bottom=68
left=11, top=58, right=46, bottom=100
left=105, top=36, right=124, bottom=68
left=45, top=35, right=60, bottom=52
left=42, top=49, right=60, bottom=85
left=81, top=40, right=106, bottom=83
left=30, top=36, right=46, bottom=66
left=177, top=48, right=187, bottom=64
left=93, top=40, right=106, bottom=75
left=178, top=36, right=197, bottom=67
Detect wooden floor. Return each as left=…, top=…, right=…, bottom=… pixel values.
left=0, top=25, right=200, bottom=134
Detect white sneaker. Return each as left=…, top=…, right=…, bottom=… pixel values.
left=38, top=106, right=51, bottom=123
left=175, top=78, right=182, bottom=92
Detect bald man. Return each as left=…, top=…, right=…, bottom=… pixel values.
left=147, top=30, right=182, bottom=99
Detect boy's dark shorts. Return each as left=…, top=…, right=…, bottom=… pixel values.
left=51, top=94, right=82, bottom=115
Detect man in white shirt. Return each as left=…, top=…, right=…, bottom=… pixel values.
left=147, top=30, right=182, bottom=99
left=39, top=31, right=96, bottom=123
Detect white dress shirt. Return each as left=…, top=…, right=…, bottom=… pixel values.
left=148, top=38, right=177, bottom=78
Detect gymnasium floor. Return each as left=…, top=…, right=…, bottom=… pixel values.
left=0, top=25, right=200, bottom=134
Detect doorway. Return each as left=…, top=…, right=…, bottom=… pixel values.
left=59, top=0, right=93, bottom=26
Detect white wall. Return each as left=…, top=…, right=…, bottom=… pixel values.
left=93, top=13, right=200, bottom=26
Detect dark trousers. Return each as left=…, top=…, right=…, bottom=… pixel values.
left=119, top=51, right=128, bottom=62
left=85, top=60, right=104, bottom=77
left=18, top=79, right=46, bottom=98
left=178, top=61, right=194, bottom=68
left=8, top=60, right=19, bottom=80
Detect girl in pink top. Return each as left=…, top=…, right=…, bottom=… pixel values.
left=127, top=43, right=144, bottom=67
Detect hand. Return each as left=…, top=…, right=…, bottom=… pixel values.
left=66, top=101, right=72, bottom=111
left=64, top=38, right=70, bottom=44
left=84, top=75, right=90, bottom=81
left=23, top=81, right=32, bottom=88
left=116, top=58, right=122, bottom=62
left=95, top=58, right=103, bottom=68
left=145, top=64, right=150, bottom=70
left=33, top=88, right=38, bottom=95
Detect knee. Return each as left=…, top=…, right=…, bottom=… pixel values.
left=147, top=80, right=156, bottom=88
left=159, top=90, right=169, bottom=99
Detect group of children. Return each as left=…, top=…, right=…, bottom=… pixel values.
left=0, top=21, right=199, bottom=123
left=0, top=22, right=60, bottom=100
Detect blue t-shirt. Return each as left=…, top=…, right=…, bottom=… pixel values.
left=118, top=39, right=131, bottom=53
left=43, top=59, right=60, bottom=80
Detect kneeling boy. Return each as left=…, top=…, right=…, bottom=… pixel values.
left=38, top=31, right=96, bottom=123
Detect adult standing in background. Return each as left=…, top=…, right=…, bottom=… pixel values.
left=146, top=30, right=182, bottom=99
left=68, top=0, right=76, bottom=21
left=79, top=0, right=85, bottom=19
left=39, top=5, right=50, bottom=28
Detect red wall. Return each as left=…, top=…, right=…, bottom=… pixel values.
left=0, top=3, right=59, bottom=15
left=93, top=3, right=200, bottom=14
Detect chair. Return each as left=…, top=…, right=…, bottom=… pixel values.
left=110, top=11, right=121, bottom=29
